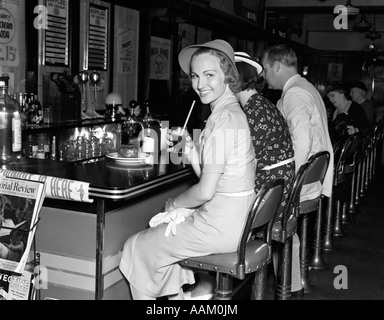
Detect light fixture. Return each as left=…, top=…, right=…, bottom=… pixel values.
left=345, top=0, right=360, bottom=16
left=354, top=15, right=372, bottom=32
left=366, top=15, right=382, bottom=41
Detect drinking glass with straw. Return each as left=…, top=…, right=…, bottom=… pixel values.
left=170, top=100, right=196, bottom=156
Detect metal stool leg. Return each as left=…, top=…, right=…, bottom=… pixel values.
left=360, top=157, right=366, bottom=199
left=348, top=164, right=357, bottom=215
left=310, top=197, right=328, bottom=269
left=354, top=160, right=362, bottom=207
left=342, top=201, right=354, bottom=224
left=251, top=266, right=267, bottom=300
left=333, top=200, right=347, bottom=237
left=216, top=273, right=232, bottom=300
left=275, top=237, right=292, bottom=300
left=323, top=193, right=336, bottom=251
left=364, top=152, right=370, bottom=193
left=299, top=213, right=314, bottom=293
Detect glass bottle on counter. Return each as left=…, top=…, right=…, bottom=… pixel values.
left=0, top=81, right=22, bottom=163
left=24, top=134, right=37, bottom=159
left=19, top=92, right=27, bottom=128
left=36, top=133, right=50, bottom=159
left=33, top=94, right=43, bottom=126
left=51, top=136, right=57, bottom=160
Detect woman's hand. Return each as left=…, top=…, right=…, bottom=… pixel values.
left=166, top=128, right=191, bottom=152
left=166, top=130, right=198, bottom=164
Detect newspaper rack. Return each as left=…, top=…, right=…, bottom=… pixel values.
left=0, top=217, right=42, bottom=300
left=0, top=169, right=93, bottom=300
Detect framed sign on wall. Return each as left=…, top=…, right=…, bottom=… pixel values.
left=43, top=0, right=69, bottom=66
left=86, top=4, right=109, bottom=71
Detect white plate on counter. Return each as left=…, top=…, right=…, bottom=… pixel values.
left=106, top=153, right=150, bottom=165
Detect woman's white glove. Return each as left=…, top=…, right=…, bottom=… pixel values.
left=149, top=208, right=195, bottom=237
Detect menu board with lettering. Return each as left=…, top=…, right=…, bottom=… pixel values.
left=0, top=1, right=19, bottom=67
left=44, top=0, right=69, bottom=66
left=87, top=4, right=109, bottom=70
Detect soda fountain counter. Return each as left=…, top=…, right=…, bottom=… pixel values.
left=1, top=150, right=197, bottom=300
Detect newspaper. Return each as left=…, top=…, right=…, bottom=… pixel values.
left=0, top=169, right=93, bottom=203
left=0, top=269, right=34, bottom=300
left=0, top=176, right=46, bottom=275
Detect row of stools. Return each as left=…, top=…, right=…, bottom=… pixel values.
left=301, top=120, right=384, bottom=297
left=177, top=121, right=384, bottom=300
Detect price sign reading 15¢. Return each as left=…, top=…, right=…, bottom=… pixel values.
left=0, top=5, right=19, bottom=67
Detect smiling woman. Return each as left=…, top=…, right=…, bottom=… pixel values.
left=119, top=39, right=257, bottom=300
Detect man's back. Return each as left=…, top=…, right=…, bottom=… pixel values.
left=277, top=75, right=334, bottom=200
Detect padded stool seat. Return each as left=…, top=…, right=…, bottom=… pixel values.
left=179, top=179, right=285, bottom=300
left=180, top=240, right=269, bottom=279
left=272, top=215, right=298, bottom=242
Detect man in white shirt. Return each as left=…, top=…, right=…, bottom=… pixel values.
left=262, top=44, right=334, bottom=296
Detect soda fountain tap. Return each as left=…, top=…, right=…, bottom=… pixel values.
left=86, top=70, right=103, bottom=119
left=78, top=70, right=91, bottom=120
left=123, top=100, right=144, bottom=134
left=142, top=99, right=162, bottom=128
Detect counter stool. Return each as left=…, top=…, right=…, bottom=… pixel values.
left=323, top=141, right=342, bottom=252
left=365, top=121, right=384, bottom=192
left=298, top=151, right=330, bottom=292
left=373, top=121, right=384, bottom=179
left=273, top=159, right=314, bottom=300
left=331, top=137, right=354, bottom=238
left=179, top=179, right=285, bottom=300
left=344, top=134, right=362, bottom=221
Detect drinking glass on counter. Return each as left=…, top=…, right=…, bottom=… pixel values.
left=170, top=126, right=188, bottom=157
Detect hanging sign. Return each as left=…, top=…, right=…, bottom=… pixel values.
left=87, top=4, right=109, bottom=71
left=0, top=1, right=19, bottom=67
left=44, top=0, right=69, bottom=66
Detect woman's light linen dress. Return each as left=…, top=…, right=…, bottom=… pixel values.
left=119, top=90, right=256, bottom=297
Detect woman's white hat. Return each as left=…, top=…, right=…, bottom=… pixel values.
left=178, top=39, right=237, bottom=75
left=234, top=52, right=263, bottom=75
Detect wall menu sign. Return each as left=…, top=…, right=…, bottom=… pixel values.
left=0, top=1, right=19, bottom=67
left=233, top=0, right=263, bottom=25
left=44, top=0, right=69, bottom=66
left=87, top=4, right=108, bottom=71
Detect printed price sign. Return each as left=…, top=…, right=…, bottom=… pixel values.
left=0, top=4, right=19, bottom=67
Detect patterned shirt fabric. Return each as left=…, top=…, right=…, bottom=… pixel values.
left=243, top=93, right=295, bottom=217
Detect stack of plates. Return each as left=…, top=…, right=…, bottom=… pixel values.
left=106, top=153, right=151, bottom=166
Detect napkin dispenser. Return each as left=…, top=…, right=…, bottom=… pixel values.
left=44, top=72, right=81, bottom=123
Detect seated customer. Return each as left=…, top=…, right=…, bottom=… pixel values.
left=350, top=81, right=376, bottom=125
left=234, top=51, right=297, bottom=292
left=119, top=40, right=256, bottom=300
left=234, top=52, right=295, bottom=221
left=327, top=83, right=370, bottom=144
